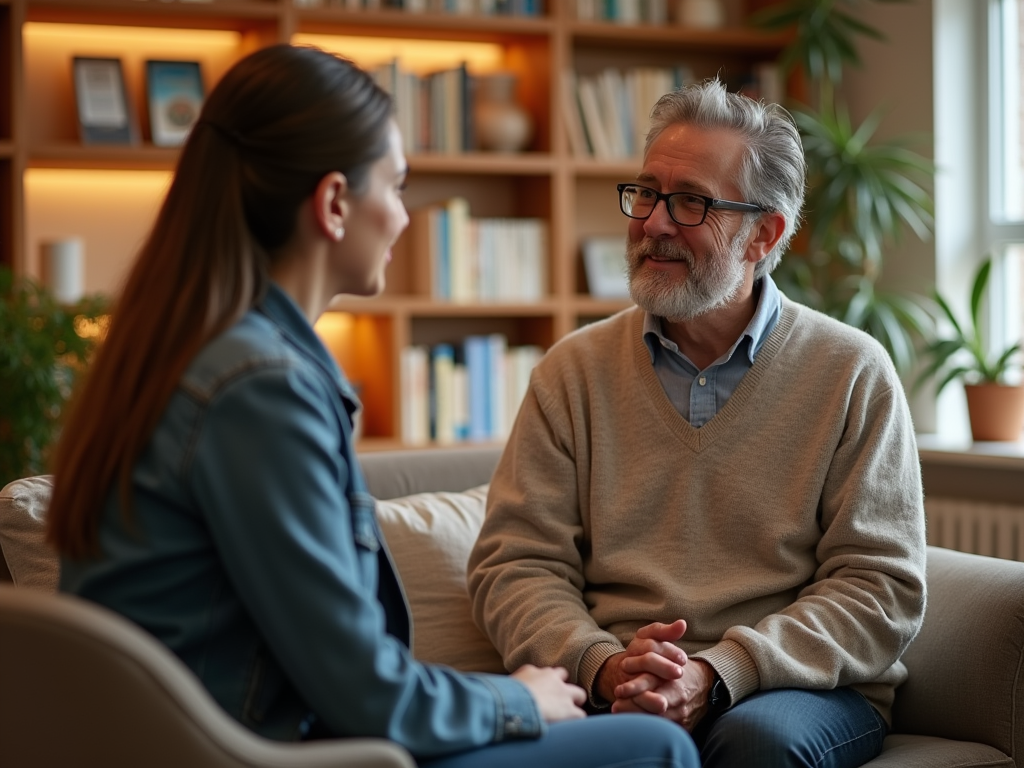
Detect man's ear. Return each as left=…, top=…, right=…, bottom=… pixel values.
left=745, top=211, right=786, bottom=265
left=313, top=171, right=349, bottom=242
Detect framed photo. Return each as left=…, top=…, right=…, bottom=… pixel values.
left=72, top=57, right=135, bottom=145
left=582, top=236, right=630, bottom=299
left=145, top=60, right=205, bottom=147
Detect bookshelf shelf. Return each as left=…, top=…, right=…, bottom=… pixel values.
left=28, top=143, right=178, bottom=170
left=409, top=151, right=554, bottom=175
left=4, top=0, right=791, bottom=449
left=568, top=21, right=790, bottom=52
left=294, top=7, right=554, bottom=37
left=329, top=296, right=560, bottom=317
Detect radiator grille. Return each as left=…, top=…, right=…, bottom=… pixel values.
left=925, top=497, right=1024, bottom=562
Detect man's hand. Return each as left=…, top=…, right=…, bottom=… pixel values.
left=511, top=664, right=587, bottom=723
left=594, top=620, right=688, bottom=704
left=612, top=657, right=716, bottom=732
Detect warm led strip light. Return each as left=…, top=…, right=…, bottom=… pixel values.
left=293, top=34, right=505, bottom=76
left=23, top=22, right=241, bottom=57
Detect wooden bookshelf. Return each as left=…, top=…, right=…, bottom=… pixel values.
left=5, top=0, right=791, bottom=448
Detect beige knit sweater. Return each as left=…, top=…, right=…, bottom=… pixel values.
left=468, top=300, right=927, bottom=724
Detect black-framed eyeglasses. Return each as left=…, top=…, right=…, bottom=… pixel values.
left=617, top=183, right=768, bottom=227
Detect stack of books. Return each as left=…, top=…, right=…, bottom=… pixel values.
left=574, top=0, right=668, bottom=24
left=300, top=0, right=544, bottom=14
left=563, top=62, right=782, bottom=159
left=372, top=60, right=474, bottom=154
left=407, top=197, right=548, bottom=303
left=563, top=65, right=694, bottom=160
left=400, top=336, right=543, bottom=445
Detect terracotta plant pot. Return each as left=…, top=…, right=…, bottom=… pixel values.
left=964, top=383, right=1024, bottom=441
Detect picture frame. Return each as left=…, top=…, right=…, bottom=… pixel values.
left=72, top=57, right=136, bottom=145
left=582, top=236, right=630, bottom=299
left=145, top=60, right=205, bottom=147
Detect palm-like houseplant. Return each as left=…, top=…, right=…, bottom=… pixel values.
left=913, top=258, right=1024, bottom=440
left=752, top=0, right=936, bottom=374
left=0, top=266, right=108, bottom=487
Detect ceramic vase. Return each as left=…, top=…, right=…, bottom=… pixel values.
left=964, top=382, right=1024, bottom=441
left=473, top=73, right=533, bottom=153
left=677, top=0, right=726, bottom=28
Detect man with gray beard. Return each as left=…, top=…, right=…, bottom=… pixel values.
left=468, top=79, right=926, bottom=768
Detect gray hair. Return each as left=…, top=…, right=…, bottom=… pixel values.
left=645, top=79, right=805, bottom=278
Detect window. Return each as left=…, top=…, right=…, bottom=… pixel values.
left=988, top=0, right=1024, bottom=363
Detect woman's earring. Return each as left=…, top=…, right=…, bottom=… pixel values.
left=334, top=227, right=344, bottom=240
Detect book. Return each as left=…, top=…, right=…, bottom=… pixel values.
left=487, top=333, right=508, bottom=439
left=431, top=343, right=457, bottom=444
left=562, top=70, right=591, bottom=157
left=72, top=57, right=136, bottom=145
left=464, top=335, right=492, bottom=442
left=576, top=77, right=613, bottom=160
left=400, top=345, right=431, bottom=445
left=447, top=197, right=473, bottom=303
left=145, top=60, right=204, bottom=147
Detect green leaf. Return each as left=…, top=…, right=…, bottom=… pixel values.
left=969, top=257, right=992, bottom=333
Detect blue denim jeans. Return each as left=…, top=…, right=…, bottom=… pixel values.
left=695, top=688, right=888, bottom=768
left=419, top=713, right=700, bottom=768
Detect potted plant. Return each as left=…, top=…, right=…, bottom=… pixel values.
left=0, top=266, right=108, bottom=487
left=752, top=0, right=937, bottom=374
left=914, top=257, right=1024, bottom=441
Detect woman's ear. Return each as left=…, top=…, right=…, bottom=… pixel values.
left=313, top=171, right=349, bottom=242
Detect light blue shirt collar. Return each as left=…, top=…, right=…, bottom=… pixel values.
left=643, top=275, right=782, bottom=367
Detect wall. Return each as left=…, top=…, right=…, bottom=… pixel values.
left=839, top=0, right=940, bottom=431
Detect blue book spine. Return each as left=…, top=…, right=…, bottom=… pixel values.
left=436, top=207, right=450, bottom=300
left=464, top=335, right=491, bottom=441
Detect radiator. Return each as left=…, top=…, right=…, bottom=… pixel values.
left=925, top=497, right=1024, bottom=562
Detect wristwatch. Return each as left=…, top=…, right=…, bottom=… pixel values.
left=707, top=672, right=731, bottom=713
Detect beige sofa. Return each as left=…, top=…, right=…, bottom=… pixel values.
left=1, top=445, right=1022, bottom=767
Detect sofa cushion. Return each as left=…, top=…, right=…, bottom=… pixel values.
left=375, top=485, right=505, bottom=674
left=0, top=475, right=58, bottom=591
left=0, top=473, right=506, bottom=674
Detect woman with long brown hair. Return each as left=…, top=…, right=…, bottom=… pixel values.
left=44, top=44, right=696, bottom=767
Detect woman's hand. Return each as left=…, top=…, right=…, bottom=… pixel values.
left=511, top=664, right=587, bottom=723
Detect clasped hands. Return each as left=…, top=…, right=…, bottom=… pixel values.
left=594, top=620, right=715, bottom=732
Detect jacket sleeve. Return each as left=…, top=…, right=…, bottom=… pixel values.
left=188, top=361, right=542, bottom=757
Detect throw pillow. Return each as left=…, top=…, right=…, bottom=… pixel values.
left=375, top=485, right=506, bottom=674
left=0, top=475, right=58, bottom=592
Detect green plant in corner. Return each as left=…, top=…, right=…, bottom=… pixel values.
left=752, top=0, right=936, bottom=374
left=913, top=257, right=1022, bottom=396
left=0, top=266, right=109, bottom=488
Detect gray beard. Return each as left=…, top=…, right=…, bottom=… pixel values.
left=625, top=234, right=748, bottom=322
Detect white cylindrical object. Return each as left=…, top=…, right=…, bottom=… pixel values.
left=41, top=238, right=84, bottom=304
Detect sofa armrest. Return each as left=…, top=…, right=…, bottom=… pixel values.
left=358, top=446, right=503, bottom=500
left=892, top=546, right=1024, bottom=761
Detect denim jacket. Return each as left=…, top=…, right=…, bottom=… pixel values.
left=60, top=283, right=542, bottom=756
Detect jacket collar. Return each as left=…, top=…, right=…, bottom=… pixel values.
left=256, top=282, right=362, bottom=413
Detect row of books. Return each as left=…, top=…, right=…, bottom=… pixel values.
left=574, top=0, right=669, bottom=24
left=400, top=336, right=544, bottom=444
left=407, top=197, right=548, bottom=303
left=564, top=65, right=695, bottom=159
left=371, top=61, right=473, bottom=154
left=563, top=62, right=784, bottom=159
left=294, top=0, right=543, bottom=13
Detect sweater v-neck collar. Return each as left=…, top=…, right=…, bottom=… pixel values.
left=631, top=300, right=799, bottom=452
